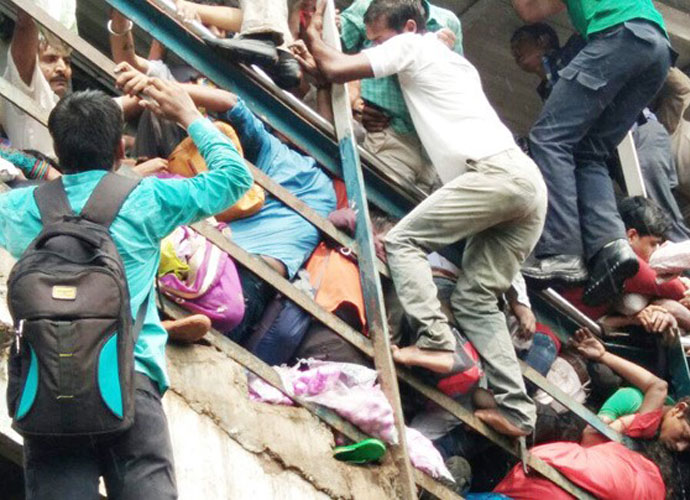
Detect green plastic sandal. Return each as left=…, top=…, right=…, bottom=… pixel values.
left=333, top=438, right=386, bottom=464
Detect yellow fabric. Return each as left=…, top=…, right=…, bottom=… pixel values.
left=167, top=121, right=265, bottom=221
left=159, top=237, right=189, bottom=278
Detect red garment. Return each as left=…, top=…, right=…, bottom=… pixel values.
left=560, top=256, right=687, bottom=321
left=535, top=322, right=562, bottom=352
left=493, top=441, right=665, bottom=500
left=624, top=257, right=686, bottom=301
left=560, top=286, right=609, bottom=321
left=332, top=179, right=349, bottom=210
left=625, top=408, right=664, bottom=439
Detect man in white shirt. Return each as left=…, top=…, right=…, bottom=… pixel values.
left=2, top=9, right=73, bottom=158
left=305, top=0, right=547, bottom=437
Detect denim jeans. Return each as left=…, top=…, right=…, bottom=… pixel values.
left=228, top=266, right=276, bottom=344
left=23, top=374, right=177, bottom=500
left=531, top=20, right=672, bottom=259
left=250, top=299, right=311, bottom=366
left=633, top=119, right=690, bottom=242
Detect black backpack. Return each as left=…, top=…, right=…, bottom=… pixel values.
left=6, top=173, right=146, bottom=437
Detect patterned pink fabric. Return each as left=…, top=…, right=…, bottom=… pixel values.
left=248, top=360, right=452, bottom=481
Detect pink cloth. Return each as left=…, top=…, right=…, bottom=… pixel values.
left=248, top=360, right=452, bottom=481
left=650, top=240, right=690, bottom=275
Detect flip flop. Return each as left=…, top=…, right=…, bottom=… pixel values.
left=333, top=438, right=386, bottom=464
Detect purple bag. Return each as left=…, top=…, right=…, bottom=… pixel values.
left=159, top=226, right=245, bottom=332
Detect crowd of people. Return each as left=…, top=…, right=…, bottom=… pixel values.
left=2, top=0, right=690, bottom=498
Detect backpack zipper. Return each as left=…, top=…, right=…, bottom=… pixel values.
left=14, top=319, right=24, bottom=354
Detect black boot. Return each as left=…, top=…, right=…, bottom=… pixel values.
left=583, top=239, right=639, bottom=306
left=205, top=36, right=279, bottom=68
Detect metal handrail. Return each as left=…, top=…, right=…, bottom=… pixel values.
left=0, top=2, right=616, bottom=496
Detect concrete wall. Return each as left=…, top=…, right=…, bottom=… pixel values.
left=0, top=250, right=398, bottom=499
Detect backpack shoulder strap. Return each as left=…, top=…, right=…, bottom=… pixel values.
left=80, top=172, right=141, bottom=229
left=34, top=178, right=74, bottom=226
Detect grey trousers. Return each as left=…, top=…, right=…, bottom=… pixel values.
left=238, top=0, right=293, bottom=47
left=633, top=119, right=690, bottom=242
left=385, top=149, right=547, bottom=431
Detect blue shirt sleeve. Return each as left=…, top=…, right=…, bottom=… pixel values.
left=221, top=99, right=298, bottom=178
left=0, top=186, right=41, bottom=258
left=220, top=100, right=276, bottom=167
left=143, top=117, right=253, bottom=240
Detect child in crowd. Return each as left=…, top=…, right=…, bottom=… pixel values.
left=562, top=196, right=690, bottom=333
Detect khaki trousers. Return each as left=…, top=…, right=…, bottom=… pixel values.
left=385, top=149, right=547, bottom=431
left=364, top=127, right=441, bottom=195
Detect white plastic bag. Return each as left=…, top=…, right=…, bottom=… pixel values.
left=34, top=0, right=78, bottom=33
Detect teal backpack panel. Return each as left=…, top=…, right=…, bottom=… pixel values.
left=98, top=333, right=124, bottom=418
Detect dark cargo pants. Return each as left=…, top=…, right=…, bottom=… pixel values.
left=531, top=20, right=672, bottom=259
left=23, top=374, right=177, bottom=500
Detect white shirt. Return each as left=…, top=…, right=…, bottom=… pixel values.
left=1, top=46, right=59, bottom=157
left=364, top=32, right=516, bottom=183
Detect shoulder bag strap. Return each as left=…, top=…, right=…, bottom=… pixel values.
left=80, top=172, right=141, bottom=229
left=33, top=178, right=74, bottom=225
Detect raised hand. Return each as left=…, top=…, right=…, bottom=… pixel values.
left=132, top=157, right=169, bottom=177
left=138, top=78, right=202, bottom=128
left=435, top=28, right=456, bottom=50
left=114, top=61, right=151, bottom=97
left=570, top=327, right=606, bottom=360
left=637, top=304, right=677, bottom=334
left=513, top=303, right=536, bottom=341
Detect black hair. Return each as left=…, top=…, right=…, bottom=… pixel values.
left=363, top=0, right=425, bottom=33
left=48, top=90, right=123, bottom=174
left=638, top=440, right=681, bottom=500
left=510, top=23, right=560, bottom=51
left=618, top=196, right=672, bottom=238
left=369, top=206, right=397, bottom=235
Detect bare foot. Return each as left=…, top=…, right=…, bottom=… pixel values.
left=163, top=314, right=211, bottom=344
left=391, top=345, right=454, bottom=374
left=475, top=408, right=530, bottom=437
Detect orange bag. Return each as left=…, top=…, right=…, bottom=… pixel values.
left=167, top=121, right=265, bottom=222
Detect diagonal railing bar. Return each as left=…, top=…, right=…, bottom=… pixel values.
left=160, top=297, right=465, bottom=500
left=319, top=2, right=416, bottom=497
left=0, top=5, right=610, bottom=496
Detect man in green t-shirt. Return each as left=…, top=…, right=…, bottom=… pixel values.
left=516, top=0, right=673, bottom=307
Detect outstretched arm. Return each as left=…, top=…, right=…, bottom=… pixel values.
left=304, top=1, right=373, bottom=84
left=109, top=10, right=150, bottom=74
left=10, top=9, right=40, bottom=88
left=511, top=0, right=566, bottom=23
left=115, top=61, right=238, bottom=114
left=120, top=77, right=252, bottom=238
left=572, top=328, right=668, bottom=414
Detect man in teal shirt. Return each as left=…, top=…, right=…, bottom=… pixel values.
left=0, top=78, right=252, bottom=499
left=340, top=0, right=462, bottom=194
left=516, top=0, right=673, bottom=308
